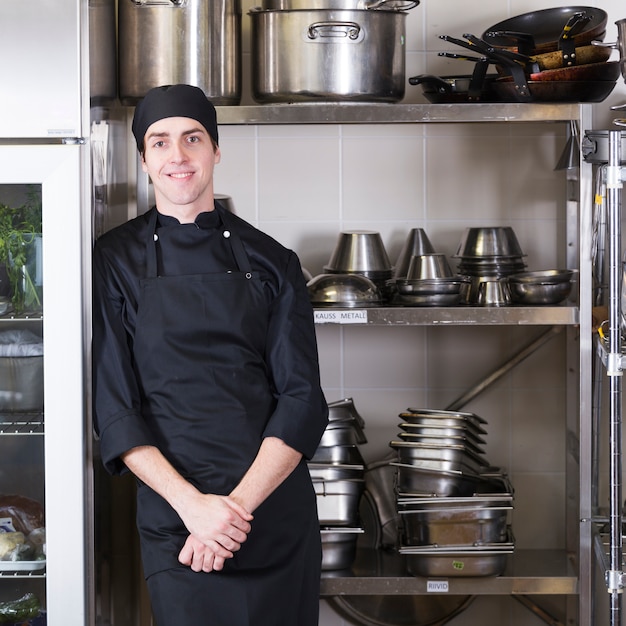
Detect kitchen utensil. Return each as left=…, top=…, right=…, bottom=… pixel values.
left=492, top=78, right=616, bottom=103
left=476, top=278, right=512, bottom=307
left=497, top=60, right=620, bottom=83
left=482, top=6, right=608, bottom=54
left=529, top=44, right=612, bottom=71
left=311, top=444, right=365, bottom=465
left=397, top=432, right=485, bottom=455
left=400, top=532, right=514, bottom=577
left=508, top=269, right=575, bottom=283
left=262, top=0, right=417, bottom=8
left=307, top=273, right=384, bottom=307
left=118, top=0, right=242, bottom=105
left=328, top=397, right=366, bottom=428
left=324, top=231, right=393, bottom=276
left=393, top=276, right=470, bottom=296
left=454, top=227, right=525, bottom=259
left=508, top=280, right=573, bottom=305
left=406, top=254, right=453, bottom=280
left=314, top=477, right=365, bottom=526
left=398, top=423, right=486, bottom=445
left=393, top=228, right=436, bottom=277
left=391, top=462, right=484, bottom=496
left=249, top=8, right=408, bottom=103
left=507, top=270, right=575, bottom=305
left=398, top=498, right=512, bottom=546
left=320, top=528, right=363, bottom=571
left=408, top=73, right=499, bottom=103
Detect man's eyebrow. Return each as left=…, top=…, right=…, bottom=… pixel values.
left=145, top=126, right=207, bottom=142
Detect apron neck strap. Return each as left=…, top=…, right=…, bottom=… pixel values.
left=144, top=206, right=252, bottom=278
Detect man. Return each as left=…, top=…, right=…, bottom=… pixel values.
left=92, top=84, right=329, bottom=625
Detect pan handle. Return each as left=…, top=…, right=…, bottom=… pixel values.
left=408, top=74, right=453, bottom=93
left=592, top=40, right=618, bottom=49
left=484, top=30, right=535, bottom=56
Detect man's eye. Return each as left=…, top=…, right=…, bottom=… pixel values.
left=188, top=136, right=199, bottom=143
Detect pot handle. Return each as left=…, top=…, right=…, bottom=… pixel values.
left=128, top=0, right=185, bottom=5
left=364, top=0, right=419, bottom=9
left=308, top=21, right=361, bottom=41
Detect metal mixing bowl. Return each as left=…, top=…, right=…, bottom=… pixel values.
left=454, top=226, right=525, bottom=258
left=324, top=231, right=392, bottom=277
left=307, top=273, right=384, bottom=307
left=508, top=279, right=573, bottom=305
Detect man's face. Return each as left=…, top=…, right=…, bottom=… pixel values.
left=141, top=116, right=221, bottom=218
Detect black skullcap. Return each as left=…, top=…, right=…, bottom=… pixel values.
left=132, top=84, right=219, bottom=152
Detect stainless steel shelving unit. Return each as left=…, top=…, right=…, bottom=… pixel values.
left=312, top=306, right=578, bottom=326
left=216, top=102, right=595, bottom=624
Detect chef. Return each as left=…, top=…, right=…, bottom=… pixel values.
left=92, top=84, right=329, bottom=625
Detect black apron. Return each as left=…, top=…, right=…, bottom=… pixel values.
left=133, top=208, right=321, bottom=626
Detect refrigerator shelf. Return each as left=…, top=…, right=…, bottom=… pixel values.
left=0, top=415, right=44, bottom=435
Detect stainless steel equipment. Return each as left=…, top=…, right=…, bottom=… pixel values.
left=89, top=0, right=117, bottom=103
left=249, top=8, right=408, bottom=103
left=118, top=0, right=242, bottom=105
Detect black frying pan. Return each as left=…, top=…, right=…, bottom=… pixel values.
left=482, top=6, right=608, bottom=54
left=492, top=78, right=616, bottom=103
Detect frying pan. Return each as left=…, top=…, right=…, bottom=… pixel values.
left=409, top=74, right=499, bottom=103
left=530, top=44, right=612, bottom=71
left=498, top=60, right=621, bottom=83
left=482, top=6, right=608, bottom=54
left=492, top=79, right=616, bottom=103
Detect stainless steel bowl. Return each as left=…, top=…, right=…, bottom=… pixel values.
left=394, top=276, right=470, bottom=296
left=507, top=269, right=574, bottom=284
left=454, top=227, right=525, bottom=258
left=394, top=228, right=436, bottom=279
left=324, top=231, right=392, bottom=277
left=406, top=254, right=453, bottom=280
left=307, top=273, right=384, bottom=307
left=508, top=280, right=573, bottom=305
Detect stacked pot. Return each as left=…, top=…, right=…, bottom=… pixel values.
left=307, top=230, right=393, bottom=306
left=118, top=0, right=242, bottom=105
left=389, top=408, right=515, bottom=577
left=309, top=398, right=367, bottom=570
left=454, top=226, right=527, bottom=305
left=249, top=1, right=419, bottom=103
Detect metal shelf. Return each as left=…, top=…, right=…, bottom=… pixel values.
left=314, top=306, right=579, bottom=326
left=215, top=103, right=585, bottom=126
left=319, top=548, right=577, bottom=596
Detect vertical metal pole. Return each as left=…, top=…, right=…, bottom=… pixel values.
left=606, top=130, right=623, bottom=626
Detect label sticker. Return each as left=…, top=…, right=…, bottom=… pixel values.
left=314, top=310, right=368, bottom=324
left=427, top=580, right=449, bottom=593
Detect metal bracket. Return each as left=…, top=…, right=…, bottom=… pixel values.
left=606, top=569, right=625, bottom=593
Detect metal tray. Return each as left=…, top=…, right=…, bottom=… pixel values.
left=0, top=559, right=46, bottom=571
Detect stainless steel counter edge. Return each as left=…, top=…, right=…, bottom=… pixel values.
left=216, top=103, right=585, bottom=125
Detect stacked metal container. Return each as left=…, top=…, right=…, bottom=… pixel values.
left=308, top=398, right=367, bottom=571
left=389, top=408, right=515, bottom=577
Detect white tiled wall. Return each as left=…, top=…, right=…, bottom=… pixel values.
left=213, top=1, right=626, bottom=624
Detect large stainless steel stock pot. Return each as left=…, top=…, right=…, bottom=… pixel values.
left=119, top=0, right=241, bottom=105
left=249, top=7, right=408, bottom=102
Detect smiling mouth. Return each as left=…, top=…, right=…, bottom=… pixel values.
left=169, top=172, right=193, bottom=180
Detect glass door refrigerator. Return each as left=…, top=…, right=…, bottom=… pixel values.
left=0, top=1, right=91, bottom=624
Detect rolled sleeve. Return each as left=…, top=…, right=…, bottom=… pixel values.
left=262, top=253, right=329, bottom=458
left=92, top=240, right=155, bottom=475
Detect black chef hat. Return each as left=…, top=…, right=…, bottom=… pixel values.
left=132, top=84, right=219, bottom=152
